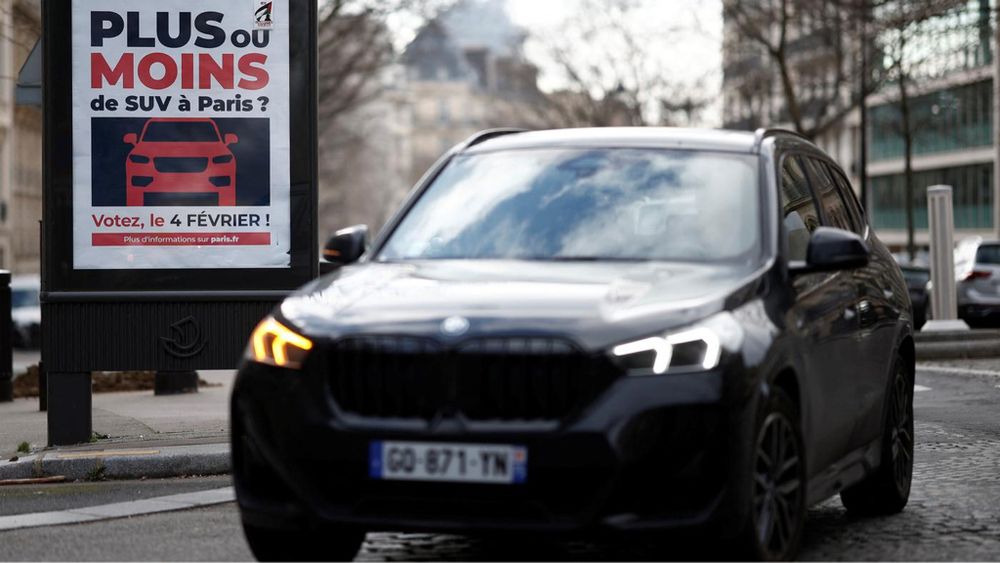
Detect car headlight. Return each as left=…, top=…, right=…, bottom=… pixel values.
left=128, top=154, right=151, bottom=164
left=247, top=316, right=313, bottom=369
left=611, top=312, right=743, bottom=375
left=213, top=154, right=233, bottom=164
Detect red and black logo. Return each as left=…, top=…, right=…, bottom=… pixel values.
left=255, top=2, right=273, bottom=28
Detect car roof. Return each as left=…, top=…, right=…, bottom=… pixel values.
left=464, top=127, right=765, bottom=154
left=11, top=274, right=40, bottom=289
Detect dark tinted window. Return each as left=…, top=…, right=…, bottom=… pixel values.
left=804, top=158, right=854, bottom=232
left=780, top=156, right=821, bottom=262
left=11, top=288, right=38, bottom=308
left=828, top=166, right=867, bottom=235
left=142, top=121, right=220, bottom=142
left=976, top=244, right=1000, bottom=265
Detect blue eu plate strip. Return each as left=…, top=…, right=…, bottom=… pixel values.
left=512, top=447, right=528, bottom=484
left=368, top=441, right=383, bottom=479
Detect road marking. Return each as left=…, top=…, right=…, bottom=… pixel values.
left=54, top=449, right=160, bottom=460
left=914, top=385, right=932, bottom=392
left=917, top=364, right=1000, bottom=378
left=0, top=486, right=234, bottom=531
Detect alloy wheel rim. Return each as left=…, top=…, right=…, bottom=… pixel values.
left=753, top=412, right=802, bottom=558
left=889, top=367, right=914, bottom=495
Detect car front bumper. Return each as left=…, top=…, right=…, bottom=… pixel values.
left=231, top=358, right=756, bottom=537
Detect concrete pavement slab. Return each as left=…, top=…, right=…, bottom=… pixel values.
left=0, top=486, right=234, bottom=532
left=0, top=370, right=233, bottom=459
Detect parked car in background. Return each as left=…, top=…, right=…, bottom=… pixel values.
left=232, top=128, right=915, bottom=561
left=11, top=274, right=40, bottom=348
left=955, top=238, right=1000, bottom=327
left=897, top=264, right=930, bottom=329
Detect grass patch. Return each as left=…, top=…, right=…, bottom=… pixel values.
left=16, top=441, right=30, bottom=454
left=84, top=465, right=106, bottom=481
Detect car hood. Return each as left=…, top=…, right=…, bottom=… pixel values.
left=280, top=260, right=761, bottom=350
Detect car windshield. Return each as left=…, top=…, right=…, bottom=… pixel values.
left=378, top=148, right=761, bottom=264
left=11, top=288, right=38, bottom=308
left=142, top=121, right=219, bottom=142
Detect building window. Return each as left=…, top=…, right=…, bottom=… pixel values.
left=869, top=162, right=994, bottom=230
left=869, top=79, right=993, bottom=161
left=438, top=99, right=450, bottom=124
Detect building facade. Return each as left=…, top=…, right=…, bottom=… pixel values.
left=2, top=0, right=41, bottom=274
left=722, top=0, right=996, bottom=253
left=400, top=0, right=547, bottom=185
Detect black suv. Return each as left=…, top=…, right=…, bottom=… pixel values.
left=232, top=128, right=914, bottom=561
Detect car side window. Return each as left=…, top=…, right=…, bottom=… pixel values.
left=780, top=155, right=821, bottom=262
left=804, top=158, right=854, bottom=233
left=829, top=166, right=867, bottom=235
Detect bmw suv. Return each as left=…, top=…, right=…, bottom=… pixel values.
left=231, top=128, right=915, bottom=561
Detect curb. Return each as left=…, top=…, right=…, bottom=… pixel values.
left=915, top=329, right=1000, bottom=360
left=0, top=443, right=230, bottom=482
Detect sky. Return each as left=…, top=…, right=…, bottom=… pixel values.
left=507, top=0, right=723, bottom=125
left=386, top=0, right=724, bottom=125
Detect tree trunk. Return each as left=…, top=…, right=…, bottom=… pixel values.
left=899, top=72, right=916, bottom=262
left=775, top=47, right=806, bottom=135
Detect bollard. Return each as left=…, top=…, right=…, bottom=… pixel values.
left=924, top=185, right=969, bottom=331
left=0, top=270, right=11, bottom=402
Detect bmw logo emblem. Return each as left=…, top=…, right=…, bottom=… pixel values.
left=441, top=316, right=470, bottom=336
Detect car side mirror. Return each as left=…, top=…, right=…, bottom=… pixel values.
left=322, top=225, right=368, bottom=272
left=224, top=133, right=239, bottom=146
left=791, top=227, right=870, bottom=275
left=123, top=133, right=138, bottom=145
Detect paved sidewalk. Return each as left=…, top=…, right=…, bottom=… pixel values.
left=0, top=370, right=235, bottom=479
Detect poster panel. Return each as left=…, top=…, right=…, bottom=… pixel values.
left=71, top=0, right=290, bottom=269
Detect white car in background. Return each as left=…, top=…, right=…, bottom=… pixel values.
left=955, top=237, right=1000, bottom=327
left=11, top=274, right=40, bottom=348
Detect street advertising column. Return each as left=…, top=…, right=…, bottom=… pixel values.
left=42, top=0, right=317, bottom=444
left=74, top=1, right=290, bottom=269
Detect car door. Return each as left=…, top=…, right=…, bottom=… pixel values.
left=827, top=164, right=909, bottom=449
left=779, top=154, right=858, bottom=474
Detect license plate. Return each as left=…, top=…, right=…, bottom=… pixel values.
left=369, top=441, right=527, bottom=484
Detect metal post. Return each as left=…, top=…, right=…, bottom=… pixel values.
left=924, top=185, right=969, bottom=331
left=994, top=4, right=1000, bottom=239
left=0, top=270, right=11, bottom=402
left=47, top=372, right=92, bottom=445
left=859, top=4, right=869, bottom=211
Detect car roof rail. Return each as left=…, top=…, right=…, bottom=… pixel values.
left=460, top=128, right=528, bottom=150
left=752, top=127, right=812, bottom=151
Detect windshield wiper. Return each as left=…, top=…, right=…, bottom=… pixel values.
left=520, top=256, right=651, bottom=262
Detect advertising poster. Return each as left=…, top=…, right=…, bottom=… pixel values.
left=71, top=0, right=290, bottom=269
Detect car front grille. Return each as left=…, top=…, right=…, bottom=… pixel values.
left=154, top=157, right=209, bottom=173
left=142, top=192, right=220, bottom=206
left=326, top=336, right=621, bottom=422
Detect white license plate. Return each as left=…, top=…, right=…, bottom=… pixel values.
left=369, top=441, right=527, bottom=484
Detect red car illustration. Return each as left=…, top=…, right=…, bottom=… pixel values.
left=123, top=118, right=238, bottom=206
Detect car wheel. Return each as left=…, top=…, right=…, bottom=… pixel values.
left=732, top=388, right=807, bottom=561
left=840, top=355, right=913, bottom=515
left=242, top=522, right=365, bottom=562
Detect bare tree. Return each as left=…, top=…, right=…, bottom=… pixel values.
left=872, top=0, right=976, bottom=259
left=533, top=0, right=712, bottom=127
left=317, top=0, right=452, bottom=133
left=723, top=0, right=876, bottom=139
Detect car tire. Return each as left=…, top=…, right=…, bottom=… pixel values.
left=242, top=521, right=365, bottom=562
left=731, top=387, right=807, bottom=561
left=840, top=354, right=913, bottom=516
